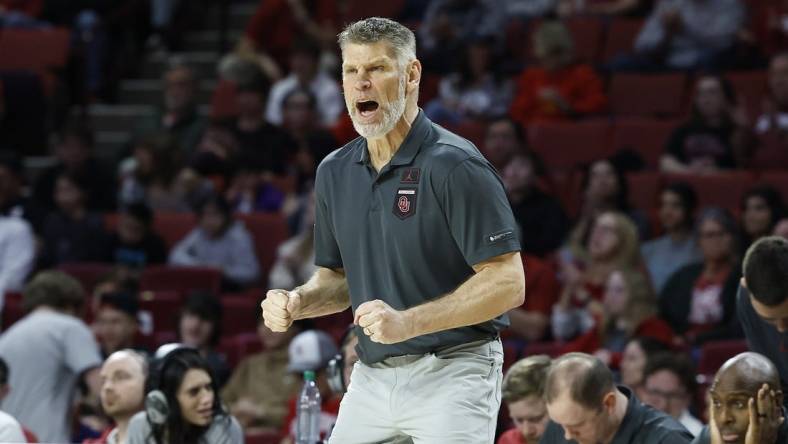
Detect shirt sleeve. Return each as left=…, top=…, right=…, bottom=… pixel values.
left=0, top=415, right=25, bottom=443
left=63, top=321, right=103, bottom=375
left=313, top=166, right=343, bottom=269
left=440, top=157, right=520, bottom=266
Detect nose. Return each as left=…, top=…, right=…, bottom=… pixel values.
left=720, top=406, right=734, bottom=424
left=199, top=389, right=214, bottom=408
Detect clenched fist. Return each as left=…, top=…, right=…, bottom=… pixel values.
left=261, top=289, right=302, bottom=332
left=355, top=299, right=414, bottom=344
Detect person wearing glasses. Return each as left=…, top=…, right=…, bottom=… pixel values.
left=540, top=352, right=692, bottom=444
left=640, top=352, right=703, bottom=437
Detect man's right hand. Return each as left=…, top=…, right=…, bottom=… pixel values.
left=261, top=289, right=302, bottom=332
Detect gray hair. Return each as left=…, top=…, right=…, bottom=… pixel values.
left=338, top=17, right=416, bottom=70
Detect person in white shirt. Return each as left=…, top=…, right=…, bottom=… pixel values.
left=0, top=217, right=35, bottom=310
left=264, top=38, right=342, bottom=127
left=0, top=357, right=27, bottom=443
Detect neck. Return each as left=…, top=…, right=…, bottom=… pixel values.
left=366, top=103, right=419, bottom=171
left=114, top=416, right=132, bottom=443
left=602, top=390, right=629, bottom=444
left=667, top=228, right=690, bottom=242
left=704, top=259, right=729, bottom=275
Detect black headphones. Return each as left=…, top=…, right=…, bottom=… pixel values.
left=145, top=347, right=198, bottom=426
left=327, top=325, right=356, bottom=394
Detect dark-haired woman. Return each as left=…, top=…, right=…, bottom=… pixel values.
left=740, top=184, right=786, bottom=250
left=127, top=348, right=243, bottom=444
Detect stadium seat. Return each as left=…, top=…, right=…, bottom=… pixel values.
left=220, top=296, right=260, bottom=337
left=138, top=290, right=182, bottom=335
left=609, top=73, right=688, bottom=118
left=210, top=80, right=238, bottom=119
left=602, top=19, right=644, bottom=61
left=140, top=265, right=223, bottom=296
left=565, top=17, right=605, bottom=64
left=528, top=121, right=613, bottom=170
left=58, top=263, right=113, bottom=294
left=236, top=213, right=290, bottom=282
left=0, top=27, right=71, bottom=70
left=697, top=339, right=749, bottom=377
left=627, top=171, right=662, bottom=213
left=418, top=74, right=441, bottom=106
left=612, top=119, right=677, bottom=169
left=1, top=292, right=24, bottom=329
left=726, top=70, right=768, bottom=119
left=663, top=172, right=755, bottom=215
left=153, top=212, right=197, bottom=249
left=443, top=119, right=488, bottom=149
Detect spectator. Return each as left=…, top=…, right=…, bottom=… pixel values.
left=773, top=218, right=788, bottom=239
left=169, top=195, right=260, bottom=290
left=541, top=353, right=692, bottom=443
left=0, top=216, right=34, bottom=307
left=425, top=34, right=512, bottom=125
left=231, top=70, right=295, bottom=178
left=90, top=270, right=140, bottom=322
left=234, top=0, right=338, bottom=80
left=0, top=150, right=45, bottom=232
left=265, top=38, right=342, bottom=127
left=126, top=348, right=243, bottom=444
left=134, top=63, right=206, bottom=158
left=118, top=134, right=181, bottom=210
left=749, top=3, right=788, bottom=57
left=33, top=120, right=116, bottom=212
left=625, top=0, right=744, bottom=71
left=661, top=75, right=747, bottom=173
left=106, top=203, right=168, bottom=270
left=269, top=191, right=317, bottom=290
left=640, top=352, right=703, bottom=437
left=557, top=0, right=654, bottom=17
left=221, top=318, right=306, bottom=431
left=750, top=53, right=788, bottom=168
left=92, top=292, right=142, bottom=359
left=619, top=336, right=671, bottom=398
left=418, top=0, right=505, bottom=75
left=84, top=350, right=148, bottom=444
left=502, top=0, right=557, bottom=19
left=739, top=236, right=788, bottom=409
left=40, top=172, right=110, bottom=267
left=175, top=292, right=230, bottom=387
left=659, top=207, right=741, bottom=345
left=503, top=151, right=569, bottom=258
left=694, top=352, right=787, bottom=444
left=0, top=271, right=103, bottom=443
left=641, top=182, right=702, bottom=294
left=0, top=358, right=27, bottom=443
left=740, top=185, right=786, bottom=250
left=558, top=268, right=674, bottom=367
left=280, top=330, right=340, bottom=444
left=510, top=21, right=607, bottom=126
left=506, top=255, right=560, bottom=342
left=279, top=88, right=337, bottom=194
left=573, top=159, right=649, bottom=240
left=498, top=355, right=552, bottom=444
left=481, top=117, right=524, bottom=173
left=554, top=212, right=642, bottom=341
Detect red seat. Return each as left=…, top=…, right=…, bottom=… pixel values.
left=697, top=339, right=749, bottom=376
left=418, top=74, right=441, bottom=106
left=528, top=121, right=613, bottom=170
left=0, top=27, right=71, bottom=70
left=140, top=265, right=223, bottom=296
left=664, top=172, right=755, bottom=214
left=443, top=120, right=488, bottom=148
left=609, top=73, right=688, bottom=118
left=210, top=80, right=238, bottom=119
left=2, top=292, right=24, bottom=329
left=603, top=19, right=644, bottom=62
left=220, top=296, right=260, bottom=337
left=236, top=213, right=290, bottom=282
left=726, top=71, right=768, bottom=120
left=758, top=171, right=788, bottom=203
left=627, top=172, right=662, bottom=213
left=566, top=17, right=605, bottom=64
left=153, top=213, right=197, bottom=249
left=58, top=263, right=113, bottom=294
left=138, top=290, right=182, bottom=334
left=245, top=431, right=283, bottom=444
left=613, top=119, right=677, bottom=169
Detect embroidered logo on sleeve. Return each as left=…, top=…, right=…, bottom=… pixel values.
left=393, top=188, right=417, bottom=219
left=486, top=229, right=514, bottom=245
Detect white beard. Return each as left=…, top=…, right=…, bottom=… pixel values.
left=349, top=75, right=407, bottom=139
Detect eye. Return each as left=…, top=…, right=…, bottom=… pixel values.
left=734, top=400, right=746, bottom=409
left=712, top=399, right=721, bottom=408
left=344, top=68, right=357, bottom=75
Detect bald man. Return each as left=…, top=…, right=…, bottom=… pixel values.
left=539, top=352, right=692, bottom=444
left=694, top=352, right=787, bottom=444
left=87, top=350, right=148, bottom=444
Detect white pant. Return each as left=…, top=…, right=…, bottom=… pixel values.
left=328, top=338, right=504, bottom=444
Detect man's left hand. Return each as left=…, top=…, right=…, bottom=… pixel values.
left=355, top=300, right=414, bottom=344
left=745, top=384, right=784, bottom=444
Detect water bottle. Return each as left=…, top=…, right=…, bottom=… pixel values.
left=296, top=370, right=321, bottom=444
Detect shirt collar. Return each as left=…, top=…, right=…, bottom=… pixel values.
left=354, top=109, right=431, bottom=166
left=610, top=385, right=644, bottom=444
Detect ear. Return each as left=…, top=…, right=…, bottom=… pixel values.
left=407, top=59, right=422, bottom=94
left=603, top=391, right=617, bottom=413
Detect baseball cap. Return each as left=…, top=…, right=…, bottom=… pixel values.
left=287, top=330, right=339, bottom=372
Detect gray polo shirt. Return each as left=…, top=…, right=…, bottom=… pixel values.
left=314, top=111, right=520, bottom=364
left=539, top=386, right=693, bottom=444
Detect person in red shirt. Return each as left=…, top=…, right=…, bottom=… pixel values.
left=499, top=355, right=552, bottom=444
left=510, top=21, right=606, bottom=126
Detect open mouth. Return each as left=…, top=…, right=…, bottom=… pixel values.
left=356, top=100, right=379, bottom=118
